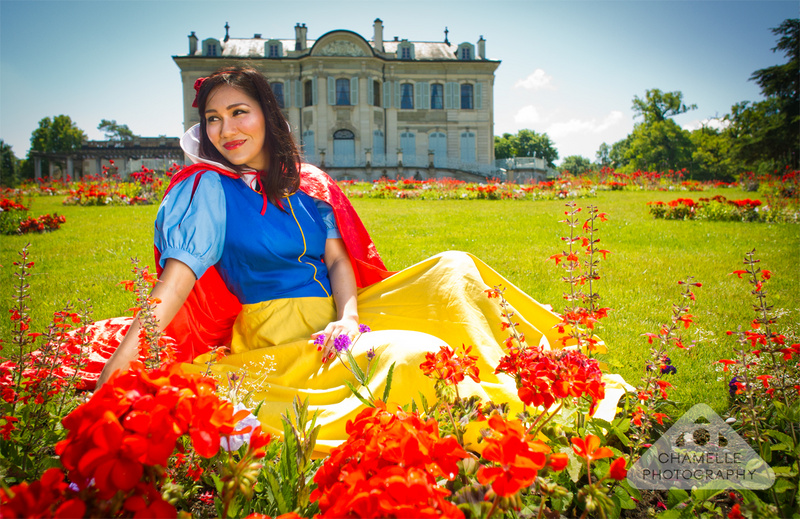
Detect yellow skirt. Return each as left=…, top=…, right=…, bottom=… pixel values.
left=188, top=252, right=629, bottom=454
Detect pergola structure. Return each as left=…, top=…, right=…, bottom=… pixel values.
left=30, top=137, right=184, bottom=180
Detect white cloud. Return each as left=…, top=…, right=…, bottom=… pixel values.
left=513, top=105, right=544, bottom=125
left=546, top=111, right=625, bottom=139
left=682, top=118, right=730, bottom=132
left=514, top=69, right=555, bottom=90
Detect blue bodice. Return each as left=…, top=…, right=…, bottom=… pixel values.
left=155, top=171, right=334, bottom=305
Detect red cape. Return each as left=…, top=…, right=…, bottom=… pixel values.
left=158, top=162, right=393, bottom=361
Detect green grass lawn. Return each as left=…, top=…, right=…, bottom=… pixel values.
left=2, top=189, right=798, bottom=416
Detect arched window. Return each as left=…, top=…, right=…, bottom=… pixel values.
left=270, top=82, right=284, bottom=108
left=457, top=43, right=474, bottom=61
left=400, top=84, right=414, bottom=109
left=266, top=39, right=283, bottom=58
left=430, top=84, right=444, bottom=110
left=460, top=84, right=474, bottom=110
left=202, top=38, right=221, bottom=57
left=397, top=40, right=415, bottom=60
left=429, top=132, right=447, bottom=167
left=333, top=129, right=355, bottom=166
left=336, top=78, right=350, bottom=106
left=401, top=131, right=416, bottom=166
left=460, top=131, right=476, bottom=163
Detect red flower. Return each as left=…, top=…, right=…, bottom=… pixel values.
left=728, top=503, right=744, bottom=519
left=312, top=402, right=467, bottom=518
left=420, top=344, right=480, bottom=387
left=608, top=456, right=627, bottom=480
left=571, top=434, right=613, bottom=462
left=476, top=414, right=553, bottom=496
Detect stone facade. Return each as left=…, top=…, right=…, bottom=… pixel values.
left=173, top=20, right=500, bottom=181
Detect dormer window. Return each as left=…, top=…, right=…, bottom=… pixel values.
left=397, top=40, right=414, bottom=60
left=457, top=42, right=474, bottom=60
left=265, top=39, right=283, bottom=58
left=202, top=38, right=221, bottom=57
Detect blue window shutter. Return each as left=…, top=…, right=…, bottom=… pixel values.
left=422, top=82, right=430, bottom=109
left=383, top=81, right=391, bottom=109
left=445, top=82, right=456, bottom=109
left=295, top=80, right=302, bottom=108
left=476, top=82, right=483, bottom=110
left=415, top=82, right=423, bottom=109
left=327, top=77, right=335, bottom=105
left=312, top=77, right=318, bottom=106
left=284, top=81, right=292, bottom=108
left=367, top=79, right=374, bottom=106
left=394, top=81, right=401, bottom=108
left=350, top=77, right=359, bottom=105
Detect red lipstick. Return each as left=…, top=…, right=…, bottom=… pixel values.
left=223, top=140, right=245, bottom=150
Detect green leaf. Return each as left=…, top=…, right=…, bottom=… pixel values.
left=382, top=362, right=396, bottom=402
left=657, top=510, right=683, bottom=519
left=772, top=478, right=794, bottom=494
left=618, top=479, right=641, bottom=501
left=667, top=487, right=690, bottom=508
left=691, top=486, right=723, bottom=505
left=614, top=485, right=636, bottom=510
left=763, top=429, right=795, bottom=446
left=345, top=380, right=374, bottom=407
left=345, top=348, right=366, bottom=381
left=265, top=469, right=289, bottom=513
left=609, top=494, right=622, bottom=519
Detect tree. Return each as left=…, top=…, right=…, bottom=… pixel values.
left=0, top=140, right=19, bottom=187
left=615, top=89, right=697, bottom=173
left=560, top=155, right=593, bottom=176
left=595, top=143, right=611, bottom=168
left=746, top=18, right=799, bottom=167
left=493, top=133, right=516, bottom=160
left=98, top=119, right=135, bottom=141
left=27, top=115, right=86, bottom=180
left=30, top=115, right=86, bottom=154
left=724, top=98, right=788, bottom=170
left=493, top=129, right=559, bottom=167
left=689, top=125, right=734, bottom=181
left=632, top=88, right=697, bottom=124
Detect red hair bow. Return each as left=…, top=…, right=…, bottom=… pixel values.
left=191, top=77, right=208, bottom=108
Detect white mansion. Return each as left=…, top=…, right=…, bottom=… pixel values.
left=173, top=20, right=501, bottom=181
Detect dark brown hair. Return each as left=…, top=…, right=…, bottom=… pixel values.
left=196, top=66, right=300, bottom=206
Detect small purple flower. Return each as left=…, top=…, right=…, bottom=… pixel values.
left=314, top=334, right=326, bottom=346
left=660, top=365, right=677, bottom=375
left=358, top=324, right=372, bottom=333
left=333, top=334, right=351, bottom=352
left=729, top=376, right=741, bottom=398
left=366, top=347, right=376, bottom=361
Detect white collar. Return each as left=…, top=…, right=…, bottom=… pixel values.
left=180, top=124, right=255, bottom=175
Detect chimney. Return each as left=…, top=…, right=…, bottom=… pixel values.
left=188, top=31, right=198, bottom=55
left=295, top=23, right=307, bottom=51
left=477, top=35, right=485, bottom=59
left=373, top=18, right=384, bottom=52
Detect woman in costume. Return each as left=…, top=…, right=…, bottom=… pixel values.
left=98, top=66, right=626, bottom=453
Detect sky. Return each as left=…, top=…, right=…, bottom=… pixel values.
left=0, top=0, right=796, bottom=165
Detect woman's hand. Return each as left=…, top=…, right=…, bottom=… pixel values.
left=312, top=316, right=360, bottom=362
left=314, top=238, right=359, bottom=364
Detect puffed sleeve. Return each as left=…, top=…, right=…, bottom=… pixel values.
left=154, top=171, right=226, bottom=279
left=313, top=198, right=342, bottom=239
